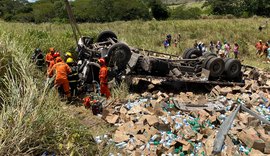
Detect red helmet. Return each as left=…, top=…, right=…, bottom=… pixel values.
left=98, top=58, right=105, bottom=65
left=53, top=52, right=60, bottom=58
left=55, top=57, right=63, bottom=63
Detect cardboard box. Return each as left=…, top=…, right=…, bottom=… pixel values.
left=238, top=131, right=265, bottom=152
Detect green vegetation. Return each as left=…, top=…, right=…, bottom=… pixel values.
left=0, top=17, right=270, bottom=154
left=1, top=0, right=270, bottom=23
left=204, top=0, right=270, bottom=17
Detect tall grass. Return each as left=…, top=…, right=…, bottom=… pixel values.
left=0, top=29, right=97, bottom=155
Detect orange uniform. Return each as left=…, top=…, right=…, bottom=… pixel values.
left=45, top=53, right=54, bottom=67
left=48, top=57, right=72, bottom=98
left=47, top=60, right=55, bottom=76
left=99, top=65, right=110, bottom=99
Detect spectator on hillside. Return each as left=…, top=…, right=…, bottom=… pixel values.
left=177, top=33, right=181, bottom=43
left=201, top=43, right=207, bottom=53
left=209, top=41, right=215, bottom=53
left=163, top=39, right=169, bottom=49
left=267, top=46, right=270, bottom=63
left=194, top=40, right=198, bottom=48
left=255, top=40, right=263, bottom=55
left=218, top=50, right=225, bottom=58
left=166, top=34, right=172, bottom=46
left=216, top=41, right=222, bottom=54
left=198, top=42, right=203, bottom=52
left=233, top=43, right=239, bottom=59
left=224, top=42, right=231, bottom=58
left=174, top=39, right=178, bottom=47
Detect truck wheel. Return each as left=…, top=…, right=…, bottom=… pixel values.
left=206, top=57, right=225, bottom=77
left=182, top=48, right=194, bottom=58
left=224, top=58, right=241, bottom=79
left=107, top=43, right=131, bottom=70
left=202, top=56, right=215, bottom=68
left=97, top=30, right=118, bottom=42
left=184, top=48, right=202, bottom=59
left=203, top=52, right=217, bottom=58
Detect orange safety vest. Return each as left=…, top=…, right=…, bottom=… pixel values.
left=49, top=62, right=71, bottom=80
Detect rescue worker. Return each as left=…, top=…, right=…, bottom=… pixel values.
left=48, top=57, right=72, bottom=102
left=45, top=48, right=55, bottom=67
left=31, top=48, right=44, bottom=70
left=64, top=52, right=73, bottom=62
left=66, top=58, right=79, bottom=98
left=255, top=40, right=263, bottom=55
left=98, top=58, right=110, bottom=99
left=261, top=43, right=269, bottom=58
left=47, top=52, right=60, bottom=76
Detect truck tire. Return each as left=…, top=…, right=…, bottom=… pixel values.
left=182, top=48, right=194, bottom=58
left=183, top=48, right=202, bottom=59
left=97, top=30, right=118, bottom=42
left=206, top=57, right=225, bottom=77
left=224, top=58, right=241, bottom=79
left=202, top=56, right=215, bottom=68
left=203, top=52, right=217, bottom=58
left=107, top=43, right=131, bottom=71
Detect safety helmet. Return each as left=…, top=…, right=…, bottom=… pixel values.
left=55, top=57, right=63, bottom=63
left=66, top=58, right=74, bottom=64
left=98, top=58, right=105, bottom=65
left=49, top=47, right=55, bottom=53
left=35, top=48, right=41, bottom=53
left=65, top=52, right=72, bottom=57
left=53, top=52, right=60, bottom=58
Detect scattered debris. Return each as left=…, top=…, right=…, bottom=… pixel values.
left=92, top=67, right=270, bottom=155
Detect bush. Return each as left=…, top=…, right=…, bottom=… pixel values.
left=170, top=5, right=202, bottom=20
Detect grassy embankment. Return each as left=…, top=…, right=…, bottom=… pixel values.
left=0, top=17, right=269, bottom=155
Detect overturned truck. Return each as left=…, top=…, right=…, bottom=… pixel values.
left=76, top=31, right=245, bottom=91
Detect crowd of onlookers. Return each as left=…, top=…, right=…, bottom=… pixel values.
left=255, top=40, right=270, bottom=62
left=162, top=34, right=270, bottom=62
left=193, top=40, right=239, bottom=59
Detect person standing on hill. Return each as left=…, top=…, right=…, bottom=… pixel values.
left=224, top=42, right=231, bottom=58
left=47, top=52, right=60, bottom=76
left=194, top=40, right=198, bottom=48
left=98, top=58, right=110, bottom=99
left=216, top=41, right=222, bottom=54
left=66, top=58, right=79, bottom=98
left=31, top=48, right=45, bottom=70
left=163, top=39, right=169, bottom=49
left=255, top=40, right=263, bottom=55
left=209, top=41, right=215, bottom=53
left=233, top=43, right=239, bottom=59
left=267, top=46, right=270, bottom=63
left=48, top=57, right=72, bottom=103
left=45, top=48, right=55, bottom=67
left=166, top=34, right=172, bottom=46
